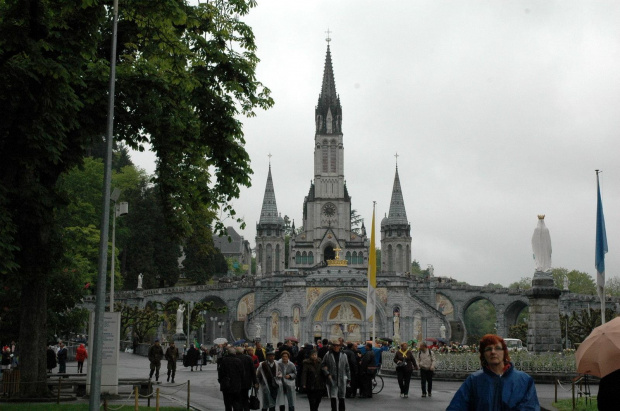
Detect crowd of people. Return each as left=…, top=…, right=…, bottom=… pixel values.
left=144, top=334, right=543, bottom=411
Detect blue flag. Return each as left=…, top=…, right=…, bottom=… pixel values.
left=595, top=173, right=608, bottom=299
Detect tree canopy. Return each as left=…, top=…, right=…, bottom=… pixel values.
left=0, top=0, right=272, bottom=396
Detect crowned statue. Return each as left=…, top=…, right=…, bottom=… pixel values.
left=532, top=215, right=552, bottom=275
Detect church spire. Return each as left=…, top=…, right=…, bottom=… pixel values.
left=259, top=162, right=280, bottom=225
left=387, top=164, right=408, bottom=225
left=315, top=38, right=342, bottom=135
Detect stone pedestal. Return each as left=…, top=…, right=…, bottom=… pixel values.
left=526, top=273, right=562, bottom=352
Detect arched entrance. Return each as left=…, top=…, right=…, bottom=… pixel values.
left=323, top=245, right=335, bottom=263
left=308, top=291, right=384, bottom=343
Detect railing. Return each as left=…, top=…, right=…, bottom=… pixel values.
left=381, top=351, right=577, bottom=375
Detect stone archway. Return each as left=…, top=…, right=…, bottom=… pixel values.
left=504, top=300, right=529, bottom=328
left=462, top=296, right=497, bottom=344
left=307, top=291, right=385, bottom=343
left=323, top=245, right=335, bottom=263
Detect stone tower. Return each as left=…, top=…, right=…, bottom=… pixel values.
left=380, top=165, right=412, bottom=274
left=289, top=44, right=368, bottom=269
left=255, top=163, right=285, bottom=276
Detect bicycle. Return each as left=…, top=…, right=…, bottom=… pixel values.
left=371, top=365, right=384, bottom=394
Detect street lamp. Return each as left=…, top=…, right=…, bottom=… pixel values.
left=210, top=317, right=218, bottom=343
left=187, top=301, right=194, bottom=344
left=109, top=188, right=128, bottom=312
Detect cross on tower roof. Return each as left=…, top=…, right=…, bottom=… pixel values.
left=325, top=28, right=332, bottom=44
left=395, top=152, right=399, bottom=167
left=268, top=152, right=272, bottom=165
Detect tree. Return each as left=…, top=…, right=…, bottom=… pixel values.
left=351, top=209, right=363, bottom=235
left=508, top=277, right=532, bottom=290
left=0, top=0, right=272, bottom=396
left=552, top=268, right=596, bottom=295
left=118, top=303, right=163, bottom=343
left=605, top=277, right=620, bottom=296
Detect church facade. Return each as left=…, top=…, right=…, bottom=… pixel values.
left=248, top=44, right=451, bottom=346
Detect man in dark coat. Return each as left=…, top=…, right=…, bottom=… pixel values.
left=57, top=341, right=68, bottom=374
left=148, top=339, right=165, bottom=381
left=343, top=343, right=359, bottom=398
left=236, top=347, right=258, bottom=411
left=359, top=343, right=376, bottom=398
left=218, top=347, right=245, bottom=411
left=317, top=339, right=329, bottom=359
left=186, top=343, right=200, bottom=371
left=165, top=341, right=179, bottom=383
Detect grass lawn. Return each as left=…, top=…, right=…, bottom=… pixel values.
left=0, top=404, right=187, bottom=411
left=553, top=397, right=598, bottom=411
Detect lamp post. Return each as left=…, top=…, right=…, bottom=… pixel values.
left=218, top=320, right=225, bottom=338
left=187, top=302, right=194, bottom=345
left=109, top=188, right=128, bottom=313
left=210, top=317, right=218, bottom=343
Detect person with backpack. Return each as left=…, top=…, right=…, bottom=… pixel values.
left=418, top=342, right=435, bottom=397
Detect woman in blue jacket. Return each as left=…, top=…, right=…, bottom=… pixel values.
left=447, top=334, right=540, bottom=411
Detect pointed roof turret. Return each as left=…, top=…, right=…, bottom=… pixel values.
left=387, top=166, right=408, bottom=225
left=315, top=43, right=342, bottom=135
left=259, top=163, right=280, bottom=225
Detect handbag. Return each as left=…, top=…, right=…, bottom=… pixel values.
left=249, top=387, right=261, bottom=410
left=396, top=360, right=407, bottom=369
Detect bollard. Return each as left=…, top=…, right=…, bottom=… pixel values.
left=554, top=380, right=557, bottom=403
left=156, top=387, right=160, bottom=410
left=572, top=380, right=575, bottom=410
left=135, top=385, right=139, bottom=410
left=187, top=380, right=190, bottom=409
left=148, top=379, right=151, bottom=407
left=104, top=397, right=108, bottom=411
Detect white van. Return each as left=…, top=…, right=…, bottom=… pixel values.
left=504, top=338, right=527, bottom=352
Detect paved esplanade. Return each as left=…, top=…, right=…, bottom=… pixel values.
left=73, top=352, right=568, bottom=410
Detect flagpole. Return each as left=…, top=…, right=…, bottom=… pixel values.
left=595, top=170, right=608, bottom=325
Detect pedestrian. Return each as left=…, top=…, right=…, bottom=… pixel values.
left=359, top=342, right=375, bottom=398
left=1, top=346, right=11, bottom=374
left=417, top=342, right=435, bottom=398
left=165, top=341, right=179, bottom=383
left=447, top=334, right=540, bottom=410
left=75, top=343, right=88, bottom=373
left=46, top=345, right=57, bottom=373
left=342, top=343, right=359, bottom=398
left=57, top=341, right=68, bottom=374
left=218, top=346, right=245, bottom=411
left=257, top=348, right=282, bottom=411
left=598, top=368, right=620, bottom=411
left=236, top=346, right=258, bottom=411
left=277, top=351, right=296, bottom=411
left=321, top=340, right=350, bottom=411
left=255, top=341, right=267, bottom=363
left=148, top=338, right=164, bottom=381
left=186, top=343, right=200, bottom=371
left=394, top=341, right=417, bottom=398
left=247, top=347, right=260, bottom=369
left=302, top=350, right=324, bottom=411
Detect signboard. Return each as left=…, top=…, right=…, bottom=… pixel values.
left=87, top=311, right=120, bottom=395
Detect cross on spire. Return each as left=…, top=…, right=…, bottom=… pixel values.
left=325, top=28, right=332, bottom=44
left=395, top=152, right=399, bottom=167
left=268, top=153, right=272, bottom=166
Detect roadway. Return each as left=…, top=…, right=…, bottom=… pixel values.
left=71, top=351, right=574, bottom=410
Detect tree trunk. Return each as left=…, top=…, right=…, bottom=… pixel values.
left=16, top=181, right=55, bottom=397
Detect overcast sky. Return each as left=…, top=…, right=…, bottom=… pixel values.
left=131, top=0, right=620, bottom=287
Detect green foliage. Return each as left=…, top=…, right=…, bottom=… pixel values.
left=508, top=277, right=532, bottom=290
left=552, top=268, right=596, bottom=295
left=464, top=299, right=497, bottom=345
left=410, top=260, right=431, bottom=278
left=508, top=322, right=528, bottom=344
left=0, top=0, right=271, bottom=396
left=562, top=308, right=618, bottom=347
left=350, top=209, right=363, bottom=235
left=604, top=277, right=620, bottom=296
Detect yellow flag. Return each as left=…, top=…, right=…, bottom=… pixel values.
left=366, top=205, right=376, bottom=319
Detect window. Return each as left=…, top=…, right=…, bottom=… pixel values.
left=308, top=252, right=314, bottom=265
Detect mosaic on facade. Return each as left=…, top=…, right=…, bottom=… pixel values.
left=436, top=293, right=454, bottom=320
left=236, top=292, right=255, bottom=321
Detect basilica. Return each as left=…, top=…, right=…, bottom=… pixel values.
left=246, top=44, right=450, bottom=345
